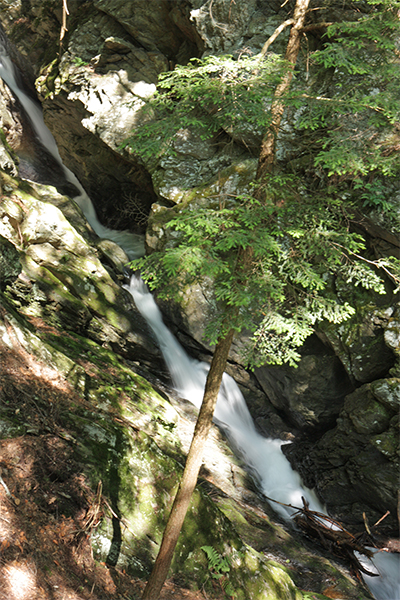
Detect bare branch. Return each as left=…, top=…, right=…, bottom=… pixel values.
left=261, top=18, right=294, bottom=56
left=301, top=21, right=333, bottom=32
left=60, top=0, right=69, bottom=50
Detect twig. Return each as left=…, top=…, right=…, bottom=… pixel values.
left=372, top=510, right=390, bottom=529
left=363, top=512, right=372, bottom=536
left=208, top=0, right=228, bottom=32
left=59, top=0, right=69, bottom=53
left=0, top=515, right=10, bottom=523
left=0, top=473, right=13, bottom=502
left=103, top=498, right=138, bottom=539
left=330, top=240, right=400, bottom=285
left=299, top=92, right=388, bottom=114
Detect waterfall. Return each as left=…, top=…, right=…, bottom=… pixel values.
left=125, top=276, right=400, bottom=600
left=0, top=42, right=144, bottom=260
left=0, top=39, right=398, bottom=600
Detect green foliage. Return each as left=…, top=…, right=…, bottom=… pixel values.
left=72, top=56, right=89, bottom=67
left=121, top=53, right=288, bottom=161
left=126, top=0, right=400, bottom=368
left=131, top=173, right=394, bottom=367
left=201, top=546, right=236, bottom=598
left=296, top=0, right=400, bottom=192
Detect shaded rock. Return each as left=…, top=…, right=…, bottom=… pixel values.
left=320, top=304, right=397, bottom=384
left=93, top=0, right=202, bottom=60
left=254, top=335, right=354, bottom=431
left=384, top=306, right=400, bottom=364
left=0, top=234, right=20, bottom=289
left=37, top=61, right=158, bottom=232
left=283, top=379, right=400, bottom=534
left=189, top=0, right=259, bottom=53
left=346, top=385, right=392, bottom=436
left=371, top=377, right=400, bottom=411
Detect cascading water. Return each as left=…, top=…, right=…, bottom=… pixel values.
left=125, top=277, right=400, bottom=600
left=0, top=42, right=144, bottom=260
left=0, top=39, right=398, bottom=600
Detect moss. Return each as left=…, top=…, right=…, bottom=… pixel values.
left=37, top=329, right=307, bottom=598
left=0, top=416, right=27, bottom=439
left=371, top=429, right=399, bottom=458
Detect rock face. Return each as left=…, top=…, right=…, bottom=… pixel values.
left=254, top=335, right=355, bottom=432
left=0, top=0, right=292, bottom=232
left=283, top=378, right=400, bottom=534
left=1, top=0, right=206, bottom=233
left=0, top=175, right=160, bottom=366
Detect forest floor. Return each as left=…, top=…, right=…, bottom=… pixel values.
left=0, top=321, right=221, bottom=600
left=0, top=436, right=216, bottom=600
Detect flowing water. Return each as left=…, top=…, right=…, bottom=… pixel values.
left=125, top=277, right=400, bottom=600
left=0, top=42, right=398, bottom=600
left=0, top=42, right=144, bottom=260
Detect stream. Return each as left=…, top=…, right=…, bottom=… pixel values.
left=0, top=42, right=398, bottom=600
left=124, top=276, right=399, bottom=600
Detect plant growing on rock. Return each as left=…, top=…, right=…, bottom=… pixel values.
left=124, top=1, right=400, bottom=597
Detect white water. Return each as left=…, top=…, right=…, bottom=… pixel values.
left=125, top=277, right=400, bottom=600
left=0, top=42, right=144, bottom=260
left=1, top=40, right=398, bottom=600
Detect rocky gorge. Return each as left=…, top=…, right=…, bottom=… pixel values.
left=0, top=1, right=398, bottom=599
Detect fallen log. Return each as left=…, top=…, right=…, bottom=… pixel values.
left=263, top=494, right=393, bottom=578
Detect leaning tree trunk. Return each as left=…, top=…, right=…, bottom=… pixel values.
left=256, top=0, right=310, bottom=181
left=141, top=326, right=236, bottom=600
left=142, top=2, right=310, bottom=598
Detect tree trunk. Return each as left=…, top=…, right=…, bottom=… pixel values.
left=141, top=326, right=236, bottom=600
left=142, top=3, right=311, bottom=597
left=256, top=0, right=310, bottom=181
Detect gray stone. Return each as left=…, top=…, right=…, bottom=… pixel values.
left=254, top=336, right=354, bottom=431
left=371, top=378, right=400, bottom=411
left=284, top=382, right=399, bottom=533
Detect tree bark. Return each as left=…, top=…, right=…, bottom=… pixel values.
left=142, top=3, right=311, bottom=597
left=256, top=0, right=310, bottom=181
left=141, top=326, right=236, bottom=600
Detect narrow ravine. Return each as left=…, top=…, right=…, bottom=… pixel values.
left=0, top=41, right=398, bottom=600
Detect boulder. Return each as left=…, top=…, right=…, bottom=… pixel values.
left=320, top=305, right=397, bottom=385
left=283, top=379, right=400, bottom=534
left=0, top=172, right=160, bottom=367
left=254, top=335, right=354, bottom=431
